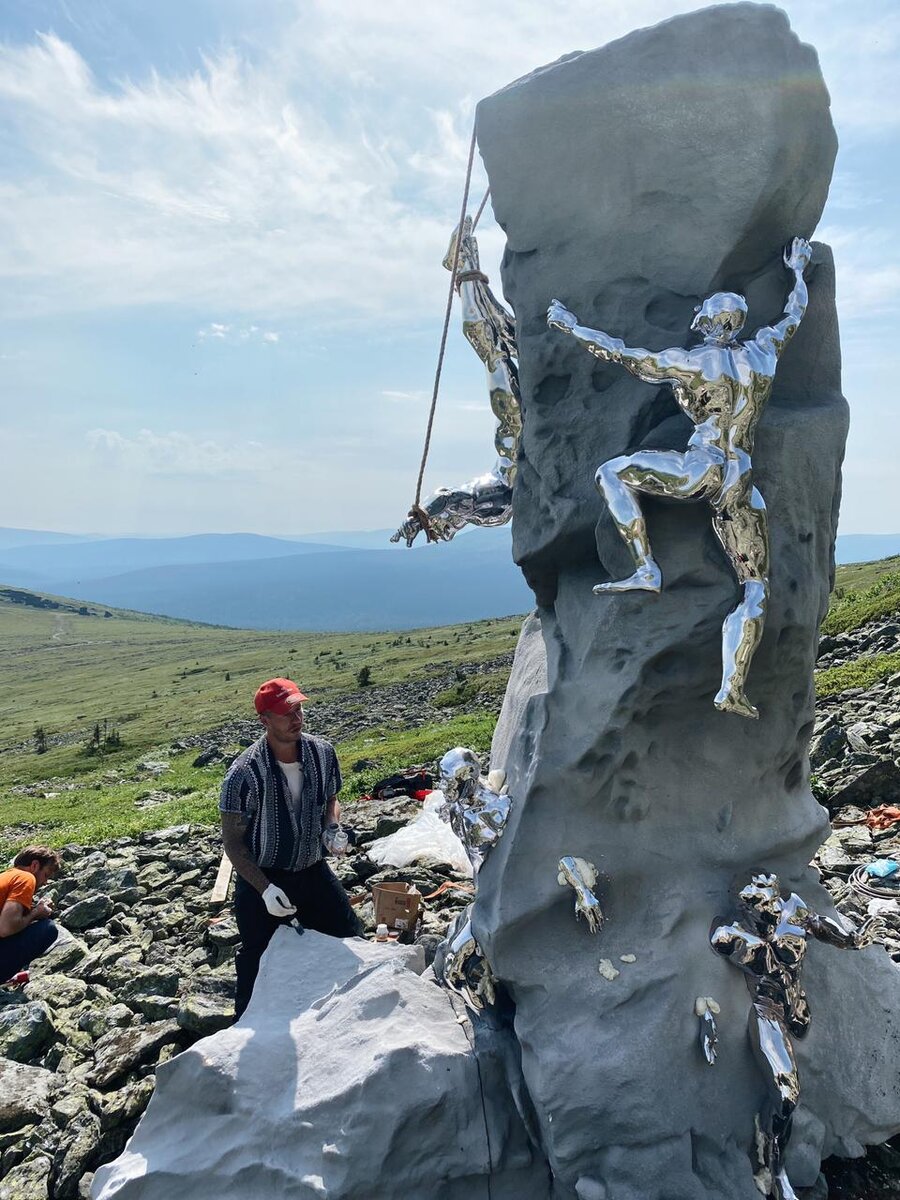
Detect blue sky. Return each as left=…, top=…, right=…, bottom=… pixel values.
left=0, top=0, right=897, bottom=537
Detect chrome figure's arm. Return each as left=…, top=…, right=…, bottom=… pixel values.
left=392, top=219, right=520, bottom=548
left=548, top=299, right=692, bottom=386
left=804, top=908, right=885, bottom=950
left=754, top=237, right=812, bottom=358
left=557, top=856, right=604, bottom=933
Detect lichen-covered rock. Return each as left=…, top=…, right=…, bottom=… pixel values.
left=0, top=1002, right=55, bottom=1063
left=88, top=1022, right=181, bottom=1090
left=175, top=993, right=232, bottom=1036
left=60, top=895, right=114, bottom=931
left=474, top=5, right=900, bottom=1197
left=0, top=1061, right=54, bottom=1133
left=0, top=1152, right=53, bottom=1200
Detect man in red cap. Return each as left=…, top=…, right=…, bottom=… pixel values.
left=219, top=677, right=360, bottom=1017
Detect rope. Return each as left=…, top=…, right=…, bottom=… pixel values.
left=472, top=185, right=491, bottom=231
left=849, top=863, right=900, bottom=900
left=409, top=123, right=480, bottom=542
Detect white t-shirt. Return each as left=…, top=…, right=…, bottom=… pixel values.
left=278, top=760, right=303, bottom=807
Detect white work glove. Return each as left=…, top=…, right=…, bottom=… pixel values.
left=262, top=883, right=297, bottom=919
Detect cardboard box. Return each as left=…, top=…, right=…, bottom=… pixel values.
left=372, top=882, right=422, bottom=933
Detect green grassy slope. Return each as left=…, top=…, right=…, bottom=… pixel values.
left=2, top=553, right=898, bottom=855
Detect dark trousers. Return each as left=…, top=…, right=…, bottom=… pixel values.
left=233, top=861, right=361, bottom=1018
left=0, top=919, right=58, bottom=981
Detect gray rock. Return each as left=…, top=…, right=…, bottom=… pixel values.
left=29, top=931, right=88, bottom=975
left=0, top=1060, right=54, bottom=1133
left=0, top=1152, right=53, bottom=1200
left=130, top=996, right=179, bottom=1022
left=24, top=974, right=89, bottom=1011
left=52, top=1114, right=102, bottom=1200
left=89, top=1021, right=181, bottom=1090
left=91, top=930, right=549, bottom=1200
left=828, top=759, right=900, bottom=811
left=0, top=1001, right=55, bottom=1063
left=175, top=994, right=233, bottom=1036
left=474, top=6, right=900, bottom=1196
left=60, top=894, right=114, bottom=931
left=490, top=611, right=546, bottom=773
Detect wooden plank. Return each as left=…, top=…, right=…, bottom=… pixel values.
left=210, top=852, right=233, bottom=904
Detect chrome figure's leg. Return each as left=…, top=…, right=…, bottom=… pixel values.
left=593, top=448, right=723, bottom=594
left=712, top=487, right=770, bottom=719
left=750, top=999, right=800, bottom=1200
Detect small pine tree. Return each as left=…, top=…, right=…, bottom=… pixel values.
left=356, top=666, right=372, bottom=687
left=34, top=726, right=47, bottom=755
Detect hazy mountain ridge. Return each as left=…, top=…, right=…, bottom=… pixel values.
left=0, top=525, right=895, bottom=633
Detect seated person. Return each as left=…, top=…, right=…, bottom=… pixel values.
left=0, top=846, right=61, bottom=983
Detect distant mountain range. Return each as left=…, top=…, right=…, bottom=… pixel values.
left=0, top=525, right=896, bottom=632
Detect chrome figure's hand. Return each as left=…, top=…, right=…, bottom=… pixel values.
left=784, top=236, right=812, bottom=273
left=547, top=298, right=577, bottom=334
left=390, top=513, right=423, bottom=547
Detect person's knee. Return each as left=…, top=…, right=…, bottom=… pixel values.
left=32, top=919, right=58, bottom=955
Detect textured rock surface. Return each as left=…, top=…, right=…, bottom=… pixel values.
left=475, top=5, right=900, bottom=1198
left=91, top=930, right=551, bottom=1200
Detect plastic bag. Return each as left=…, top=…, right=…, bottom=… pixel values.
left=366, top=800, right=473, bottom=877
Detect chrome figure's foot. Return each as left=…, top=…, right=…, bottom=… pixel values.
left=592, top=564, right=662, bottom=595
left=714, top=686, right=759, bottom=720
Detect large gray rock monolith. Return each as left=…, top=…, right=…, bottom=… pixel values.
left=475, top=5, right=900, bottom=1198
left=91, top=930, right=551, bottom=1200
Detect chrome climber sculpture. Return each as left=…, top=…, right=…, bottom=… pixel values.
left=434, top=904, right=498, bottom=1013
left=437, top=746, right=512, bottom=874
left=547, top=238, right=813, bottom=718
left=432, top=748, right=511, bottom=1012
left=710, top=874, right=883, bottom=1199
left=557, top=856, right=604, bottom=934
left=392, top=217, right=521, bottom=546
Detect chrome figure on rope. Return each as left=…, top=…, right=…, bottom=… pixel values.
left=392, top=217, right=521, bottom=546
left=710, top=874, right=883, bottom=1199
left=547, top=238, right=813, bottom=718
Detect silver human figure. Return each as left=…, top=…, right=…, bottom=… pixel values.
left=437, top=747, right=511, bottom=875
left=547, top=238, right=812, bottom=719
left=392, top=217, right=521, bottom=546
left=710, top=874, right=882, bottom=1199
left=433, top=905, right=497, bottom=1013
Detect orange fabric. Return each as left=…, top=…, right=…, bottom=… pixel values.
left=0, top=868, right=35, bottom=913
left=864, top=806, right=900, bottom=832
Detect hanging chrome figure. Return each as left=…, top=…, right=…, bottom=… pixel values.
left=710, top=874, right=883, bottom=1200
left=548, top=238, right=812, bottom=718
left=392, top=216, right=521, bottom=546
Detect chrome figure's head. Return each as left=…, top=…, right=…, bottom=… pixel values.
left=738, top=873, right=782, bottom=927
left=690, top=292, right=748, bottom=343
left=439, top=746, right=481, bottom=802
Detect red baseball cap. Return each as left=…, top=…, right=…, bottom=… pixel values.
left=254, top=678, right=308, bottom=715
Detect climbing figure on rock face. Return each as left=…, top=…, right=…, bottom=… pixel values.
left=547, top=237, right=812, bottom=719
left=392, top=216, right=521, bottom=547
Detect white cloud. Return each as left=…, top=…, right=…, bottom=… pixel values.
left=86, top=428, right=271, bottom=477
left=196, top=322, right=281, bottom=343
left=0, top=1, right=893, bottom=327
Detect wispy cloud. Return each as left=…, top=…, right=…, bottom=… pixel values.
left=196, top=322, right=280, bottom=343
left=86, top=428, right=269, bottom=477
left=1, top=2, right=894, bottom=327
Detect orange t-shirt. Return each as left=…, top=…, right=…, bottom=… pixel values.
left=0, top=868, right=35, bottom=913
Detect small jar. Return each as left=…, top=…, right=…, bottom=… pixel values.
left=375, top=923, right=389, bottom=942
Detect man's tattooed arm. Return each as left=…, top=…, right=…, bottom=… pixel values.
left=220, top=812, right=270, bottom=894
